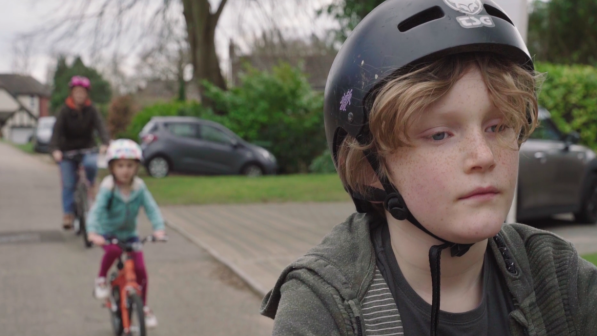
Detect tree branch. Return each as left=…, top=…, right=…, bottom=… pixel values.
left=213, top=0, right=229, bottom=22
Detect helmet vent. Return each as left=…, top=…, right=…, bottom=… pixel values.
left=398, top=6, right=444, bottom=32
left=483, top=4, right=514, bottom=25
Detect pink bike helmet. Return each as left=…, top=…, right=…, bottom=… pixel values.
left=69, top=76, right=91, bottom=90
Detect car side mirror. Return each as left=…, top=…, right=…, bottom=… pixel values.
left=563, top=131, right=580, bottom=150
left=230, top=139, right=240, bottom=148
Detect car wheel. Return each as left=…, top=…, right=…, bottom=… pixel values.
left=241, top=163, right=263, bottom=177
left=574, top=175, right=597, bottom=224
left=147, top=156, right=170, bottom=178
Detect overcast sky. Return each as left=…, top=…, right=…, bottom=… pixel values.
left=0, top=0, right=58, bottom=82
left=0, top=0, right=527, bottom=85
left=0, top=0, right=335, bottom=85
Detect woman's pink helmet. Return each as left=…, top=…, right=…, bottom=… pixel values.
left=69, top=76, right=91, bottom=90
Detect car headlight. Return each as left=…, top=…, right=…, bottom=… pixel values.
left=258, top=148, right=275, bottom=162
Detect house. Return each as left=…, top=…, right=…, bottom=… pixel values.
left=0, top=74, right=51, bottom=144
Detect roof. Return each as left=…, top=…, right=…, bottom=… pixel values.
left=0, top=74, right=51, bottom=97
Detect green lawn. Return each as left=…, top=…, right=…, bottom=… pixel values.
left=15, top=142, right=35, bottom=154
left=3, top=140, right=35, bottom=154
left=98, top=170, right=349, bottom=205
left=583, top=253, right=597, bottom=266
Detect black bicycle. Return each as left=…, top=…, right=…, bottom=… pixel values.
left=63, top=148, right=98, bottom=248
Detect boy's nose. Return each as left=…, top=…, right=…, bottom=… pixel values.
left=463, top=131, right=496, bottom=173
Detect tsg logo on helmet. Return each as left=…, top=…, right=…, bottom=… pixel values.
left=443, top=0, right=495, bottom=28
left=443, top=0, right=483, bottom=14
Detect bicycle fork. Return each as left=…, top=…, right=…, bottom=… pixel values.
left=120, top=258, right=141, bottom=333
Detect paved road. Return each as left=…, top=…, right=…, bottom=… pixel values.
left=0, top=143, right=273, bottom=336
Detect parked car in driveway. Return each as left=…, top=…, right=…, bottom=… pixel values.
left=139, top=117, right=277, bottom=178
left=517, top=108, right=597, bottom=223
left=33, top=116, right=56, bottom=153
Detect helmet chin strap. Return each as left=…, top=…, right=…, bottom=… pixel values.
left=362, top=149, right=473, bottom=336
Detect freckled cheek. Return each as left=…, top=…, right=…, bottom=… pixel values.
left=395, top=153, right=453, bottom=206
left=494, top=147, right=519, bottom=186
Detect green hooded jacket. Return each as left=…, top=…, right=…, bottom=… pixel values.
left=261, top=213, right=597, bottom=336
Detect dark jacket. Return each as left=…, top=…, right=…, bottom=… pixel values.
left=261, top=213, right=597, bottom=336
left=50, top=99, right=110, bottom=152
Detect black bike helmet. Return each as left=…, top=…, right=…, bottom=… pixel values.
left=324, top=0, right=533, bottom=334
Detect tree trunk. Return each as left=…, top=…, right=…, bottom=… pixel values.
left=182, top=0, right=228, bottom=112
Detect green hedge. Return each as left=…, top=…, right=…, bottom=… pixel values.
left=204, top=63, right=326, bottom=174
left=124, top=63, right=326, bottom=173
left=536, top=63, right=597, bottom=150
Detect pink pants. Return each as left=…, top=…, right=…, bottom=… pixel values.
left=99, top=245, right=148, bottom=305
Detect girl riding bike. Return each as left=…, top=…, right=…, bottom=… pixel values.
left=50, top=76, right=110, bottom=230
left=86, top=139, right=166, bottom=328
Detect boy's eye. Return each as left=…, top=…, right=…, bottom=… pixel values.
left=488, top=124, right=507, bottom=133
left=431, top=132, right=448, bottom=141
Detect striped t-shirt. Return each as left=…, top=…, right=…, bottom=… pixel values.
left=361, top=267, right=403, bottom=336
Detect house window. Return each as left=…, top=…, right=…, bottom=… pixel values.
left=30, top=96, right=35, bottom=109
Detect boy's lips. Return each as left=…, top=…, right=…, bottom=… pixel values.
left=459, top=186, right=500, bottom=200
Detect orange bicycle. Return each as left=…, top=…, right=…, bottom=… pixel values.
left=101, top=236, right=166, bottom=336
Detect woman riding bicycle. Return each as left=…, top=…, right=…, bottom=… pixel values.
left=50, top=76, right=110, bottom=230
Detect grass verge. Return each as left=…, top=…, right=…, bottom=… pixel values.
left=98, top=169, right=349, bottom=205
left=582, top=252, right=597, bottom=266
left=3, top=140, right=35, bottom=154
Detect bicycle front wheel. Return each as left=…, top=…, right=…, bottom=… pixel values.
left=75, top=182, right=91, bottom=248
left=125, top=293, right=146, bottom=336
left=80, top=214, right=91, bottom=248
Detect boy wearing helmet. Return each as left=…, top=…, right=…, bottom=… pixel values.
left=50, top=76, right=110, bottom=229
left=86, top=139, right=166, bottom=328
left=261, top=1, right=597, bottom=335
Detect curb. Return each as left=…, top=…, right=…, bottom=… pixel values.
left=165, top=219, right=268, bottom=297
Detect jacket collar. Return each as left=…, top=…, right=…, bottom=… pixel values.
left=262, top=214, right=541, bottom=334
left=66, top=96, right=92, bottom=110
left=100, top=175, right=144, bottom=202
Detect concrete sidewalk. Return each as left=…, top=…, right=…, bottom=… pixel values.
left=163, top=203, right=597, bottom=297
left=162, top=203, right=355, bottom=295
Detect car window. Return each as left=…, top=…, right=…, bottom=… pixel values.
left=166, top=123, right=197, bottom=138
left=200, top=125, right=234, bottom=145
left=141, top=121, right=157, bottom=135
left=38, top=119, right=55, bottom=130
left=529, top=119, right=561, bottom=141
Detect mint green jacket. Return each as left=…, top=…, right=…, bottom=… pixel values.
left=87, top=176, right=165, bottom=240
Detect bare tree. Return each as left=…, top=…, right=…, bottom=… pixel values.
left=11, top=39, right=33, bottom=75
left=182, top=0, right=228, bottom=100
left=18, top=0, right=230, bottom=108
left=17, top=0, right=335, bottom=106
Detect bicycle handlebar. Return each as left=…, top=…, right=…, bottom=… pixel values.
left=62, top=147, right=99, bottom=160
left=101, top=235, right=168, bottom=251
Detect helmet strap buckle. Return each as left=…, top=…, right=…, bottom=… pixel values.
left=384, top=193, right=409, bottom=221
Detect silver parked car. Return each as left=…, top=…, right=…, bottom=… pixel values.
left=139, top=117, right=277, bottom=178
left=518, top=108, right=597, bottom=223
left=33, top=116, right=56, bottom=153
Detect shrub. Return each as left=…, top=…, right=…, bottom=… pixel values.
left=536, top=63, right=597, bottom=150
left=107, top=95, right=137, bottom=138
left=309, top=150, right=336, bottom=174
left=204, top=63, right=326, bottom=173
